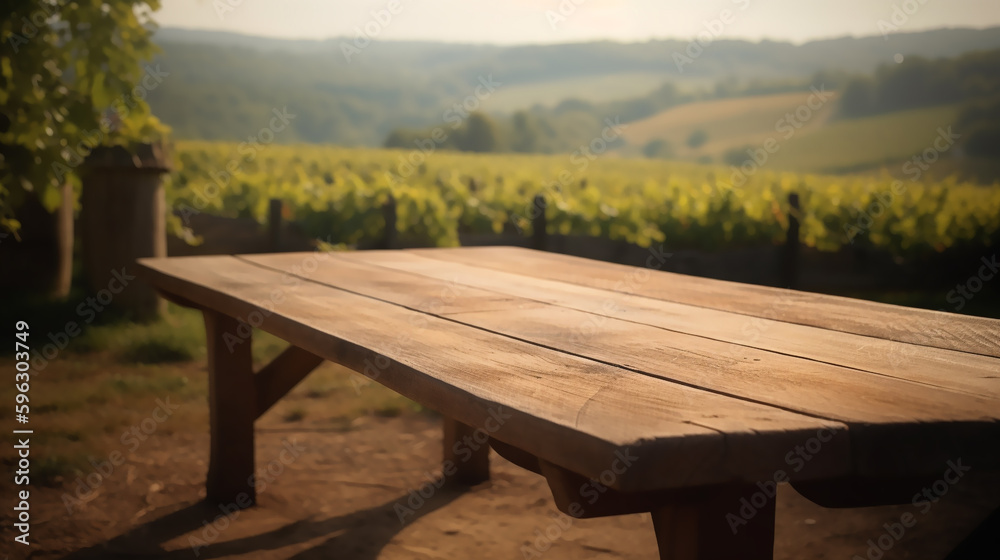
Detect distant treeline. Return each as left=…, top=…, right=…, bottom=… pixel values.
left=384, top=49, right=1000, bottom=159
left=146, top=27, right=1000, bottom=150
left=382, top=83, right=697, bottom=155
left=839, top=49, right=1000, bottom=116
left=838, top=49, right=1000, bottom=156
left=383, top=79, right=823, bottom=155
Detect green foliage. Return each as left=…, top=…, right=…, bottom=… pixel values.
left=838, top=77, right=877, bottom=117
left=762, top=105, right=961, bottom=173
left=956, top=96, right=1000, bottom=158
left=457, top=112, right=500, bottom=153
left=283, top=407, right=307, bottom=422
left=838, top=49, right=1000, bottom=118
left=380, top=82, right=698, bottom=155
left=383, top=129, right=416, bottom=149
left=724, top=146, right=753, bottom=167
left=963, top=126, right=1000, bottom=158
left=170, top=142, right=1000, bottom=256
left=76, top=304, right=204, bottom=363
left=143, top=31, right=1000, bottom=162
left=0, top=0, right=168, bottom=235
left=509, top=111, right=541, bottom=153
left=117, top=338, right=196, bottom=364
left=643, top=139, right=674, bottom=159
left=686, top=129, right=708, bottom=149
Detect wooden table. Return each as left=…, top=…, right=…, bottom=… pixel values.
left=137, top=247, right=1000, bottom=559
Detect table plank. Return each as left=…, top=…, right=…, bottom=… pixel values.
left=413, top=246, right=1000, bottom=359
left=137, top=255, right=847, bottom=492
left=242, top=252, right=1000, bottom=476
left=331, top=250, right=1000, bottom=398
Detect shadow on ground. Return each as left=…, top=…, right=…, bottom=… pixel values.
left=60, top=478, right=465, bottom=559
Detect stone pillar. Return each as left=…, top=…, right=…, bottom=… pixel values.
left=80, top=142, right=171, bottom=321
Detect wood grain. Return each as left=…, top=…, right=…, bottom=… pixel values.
left=254, top=345, right=325, bottom=419
left=137, top=255, right=846, bottom=492
left=204, top=310, right=256, bottom=506
left=332, top=250, right=1000, bottom=399
left=241, top=252, right=1000, bottom=476
left=412, top=246, right=1000, bottom=358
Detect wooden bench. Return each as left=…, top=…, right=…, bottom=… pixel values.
left=136, top=246, right=1000, bottom=559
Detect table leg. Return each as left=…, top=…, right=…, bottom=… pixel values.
left=204, top=310, right=257, bottom=507
left=443, top=417, right=490, bottom=485
left=651, top=483, right=775, bottom=560
left=947, top=505, right=1000, bottom=558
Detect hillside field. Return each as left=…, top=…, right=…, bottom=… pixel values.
left=766, top=105, right=962, bottom=173
left=618, top=92, right=964, bottom=175
left=619, top=90, right=839, bottom=159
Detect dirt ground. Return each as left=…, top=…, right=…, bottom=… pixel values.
left=2, top=409, right=999, bottom=560
left=0, top=327, right=997, bottom=560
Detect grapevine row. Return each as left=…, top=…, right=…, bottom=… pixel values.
left=166, top=141, right=1000, bottom=256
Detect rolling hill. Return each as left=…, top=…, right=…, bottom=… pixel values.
left=765, top=105, right=962, bottom=173
left=619, top=90, right=840, bottom=160
left=619, top=94, right=965, bottom=176
left=146, top=26, right=1000, bottom=147
left=487, top=72, right=671, bottom=111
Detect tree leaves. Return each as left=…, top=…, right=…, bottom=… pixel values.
left=168, top=141, right=1000, bottom=255
left=0, top=1, right=168, bottom=234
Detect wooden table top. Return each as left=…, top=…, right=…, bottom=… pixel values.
left=137, top=247, right=1000, bottom=493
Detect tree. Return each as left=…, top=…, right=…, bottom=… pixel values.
left=723, top=145, right=752, bottom=167
left=642, top=139, right=674, bottom=159
left=510, top=111, right=540, bottom=153
left=1, top=0, right=167, bottom=236
left=686, top=129, right=708, bottom=149
left=384, top=129, right=417, bottom=149
left=457, top=112, right=500, bottom=153
left=837, top=77, right=875, bottom=118
left=956, top=96, right=1000, bottom=158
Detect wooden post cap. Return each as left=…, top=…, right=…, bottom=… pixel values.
left=82, top=141, right=172, bottom=173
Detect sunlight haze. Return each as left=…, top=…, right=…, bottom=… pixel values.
left=158, top=0, right=1000, bottom=44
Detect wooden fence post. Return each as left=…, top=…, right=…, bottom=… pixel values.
left=80, top=141, right=171, bottom=321
left=267, top=198, right=283, bottom=252
left=532, top=194, right=547, bottom=251
left=783, top=192, right=801, bottom=289
left=382, top=194, right=397, bottom=250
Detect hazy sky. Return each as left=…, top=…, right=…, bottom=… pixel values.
left=158, top=0, right=1000, bottom=44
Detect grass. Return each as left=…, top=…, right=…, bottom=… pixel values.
left=620, top=90, right=840, bottom=161
left=618, top=92, right=969, bottom=178
left=77, top=306, right=206, bottom=363
left=768, top=104, right=961, bottom=173
left=0, top=300, right=424, bottom=486
left=282, top=406, right=308, bottom=422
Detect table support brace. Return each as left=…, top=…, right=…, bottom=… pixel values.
left=539, top=458, right=775, bottom=559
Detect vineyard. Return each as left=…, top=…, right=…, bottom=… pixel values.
left=167, top=141, right=1000, bottom=256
